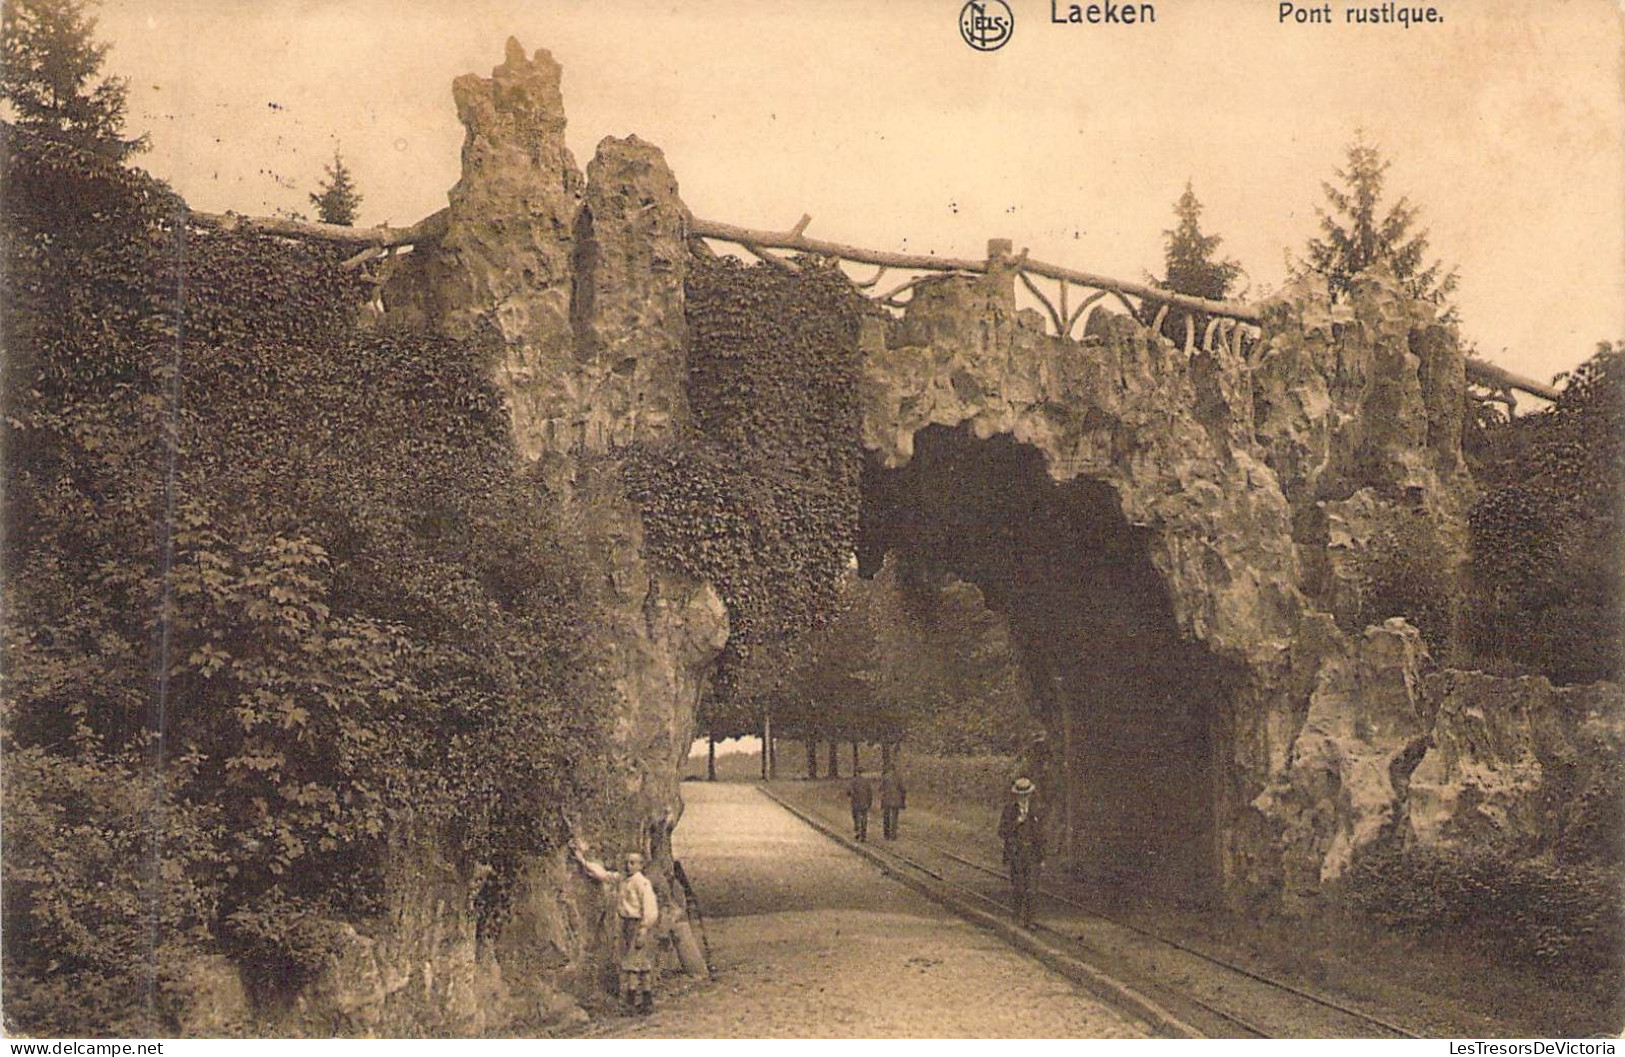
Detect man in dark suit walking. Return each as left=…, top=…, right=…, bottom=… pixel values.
left=998, top=776, right=1044, bottom=928
left=847, top=770, right=874, bottom=841
left=879, top=768, right=907, bottom=840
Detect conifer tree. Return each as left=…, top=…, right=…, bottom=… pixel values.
left=1157, top=180, right=1241, bottom=302
left=309, top=149, right=362, bottom=226
left=1146, top=181, right=1241, bottom=343
left=1, top=0, right=146, bottom=160
left=1307, top=131, right=1457, bottom=307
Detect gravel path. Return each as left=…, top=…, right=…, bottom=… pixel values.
left=612, top=781, right=1146, bottom=1038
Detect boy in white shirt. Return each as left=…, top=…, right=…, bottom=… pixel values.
left=570, top=838, right=660, bottom=1014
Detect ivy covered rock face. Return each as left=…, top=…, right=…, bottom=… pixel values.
left=3, top=37, right=725, bottom=1035
left=372, top=38, right=728, bottom=1033
left=1, top=122, right=628, bottom=1033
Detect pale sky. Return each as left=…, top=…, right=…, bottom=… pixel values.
left=97, top=0, right=1625, bottom=383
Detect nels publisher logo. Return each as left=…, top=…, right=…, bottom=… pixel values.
left=960, top=0, right=1014, bottom=51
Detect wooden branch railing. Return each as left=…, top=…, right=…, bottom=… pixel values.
left=1461, top=357, right=1561, bottom=403
left=688, top=216, right=1560, bottom=402
left=182, top=204, right=1560, bottom=403
left=685, top=215, right=1262, bottom=324
left=187, top=207, right=450, bottom=250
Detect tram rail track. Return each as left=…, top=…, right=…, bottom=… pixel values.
left=921, top=840, right=1419, bottom=1039
left=759, top=783, right=1421, bottom=1039
left=864, top=834, right=1273, bottom=1037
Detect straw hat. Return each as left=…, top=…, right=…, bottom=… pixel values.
left=1011, top=777, right=1035, bottom=796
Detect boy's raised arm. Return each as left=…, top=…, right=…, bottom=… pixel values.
left=569, top=837, right=616, bottom=883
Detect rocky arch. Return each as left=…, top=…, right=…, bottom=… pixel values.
left=378, top=38, right=1488, bottom=910
left=858, top=424, right=1242, bottom=900
left=304, top=38, right=1622, bottom=1034
left=854, top=258, right=1488, bottom=903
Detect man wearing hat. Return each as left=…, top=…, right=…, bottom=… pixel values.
left=998, top=776, right=1045, bottom=928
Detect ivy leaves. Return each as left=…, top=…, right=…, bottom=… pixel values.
left=1468, top=342, right=1623, bottom=683
left=621, top=256, right=870, bottom=716
left=2, top=126, right=611, bottom=1026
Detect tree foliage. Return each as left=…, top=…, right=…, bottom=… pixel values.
left=1306, top=132, right=1456, bottom=309
left=762, top=561, right=1037, bottom=753
left=1146, top=181, right=1242, bottom=344
left=0, top=0, right=145, bottom=160
left=1156, top=181, right=1240, bottom=302
left=309, top=148, right=362, bottom=227
left=1466, top=343, right=1624, bottom=684
left=766, top=569, right=898, bottom=743
left=2, top=126, right=609, bottom=1032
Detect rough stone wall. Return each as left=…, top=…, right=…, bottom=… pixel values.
left=572, top=136, right=692, bottom=450
left=278, top=37, right=1617, bottom=1032
left=1249, top=619, right=1435, bottom=905
left=1252, top=633, right=1623, bottom=908
left=1409, top=672, right=1624, bottom=858
left=290, top=39, right=726, bottom=1034
left=1250, top=274, right=1474, bottom=652
left=859, top=255, right=1619, bottom=908
left=863, top=262, right=1305, bottom=664
left=384, top=39, right=689, bottom=460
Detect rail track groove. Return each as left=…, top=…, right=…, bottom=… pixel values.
left=758, top=784, right=1420, bottom=1039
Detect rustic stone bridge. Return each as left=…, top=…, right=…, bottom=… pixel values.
left=243, top=39, right=1619, bottom=1033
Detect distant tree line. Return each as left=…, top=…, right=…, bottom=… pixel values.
left=716, top=558, right=1039, bottom=774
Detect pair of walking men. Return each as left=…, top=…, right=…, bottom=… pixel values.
left=847, top=769, right=906, bottom=841
left=851, top=770, right=1044, bottom=927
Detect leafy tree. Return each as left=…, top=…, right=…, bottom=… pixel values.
left=764, top=561, right=1036, bottom=756
left=2, top=127, right=609, bottom=1031
left=891, top=577, right=1036, bottom=755
left=1306, top=131, right=1457, bottom=308
left=744, top=569, right=891, bottom=748
left=0, top=0, right=145, bottom=160
left=793, top=574, right=898, bottom=741
left=309, top=148, right=362, bottom=226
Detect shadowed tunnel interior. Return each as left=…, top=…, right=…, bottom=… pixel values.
left=858, top=425, right=1235, bottom=902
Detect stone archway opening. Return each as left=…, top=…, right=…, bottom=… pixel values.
left=858, top=423, right=1238, bottom=904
